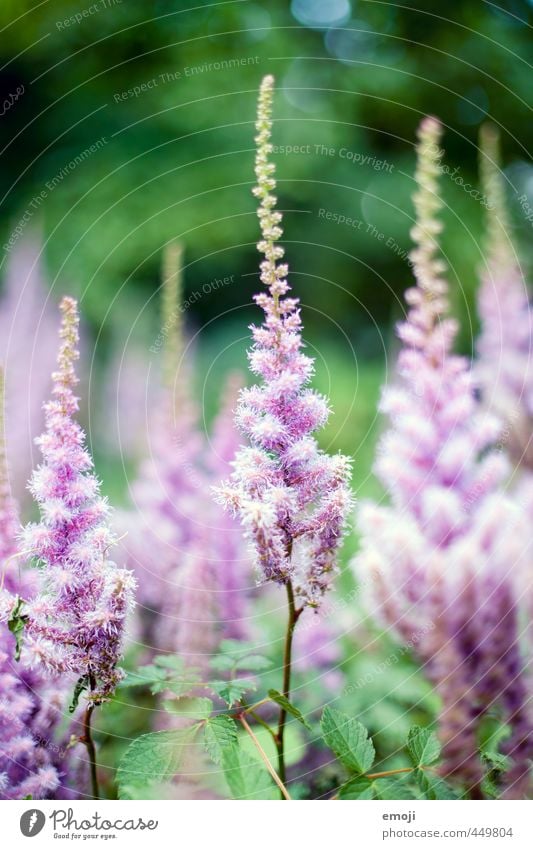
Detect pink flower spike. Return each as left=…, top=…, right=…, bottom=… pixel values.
left=214, top=76, right=353, bottom=609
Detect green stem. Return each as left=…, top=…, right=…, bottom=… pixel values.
left=242, top=696, right=271, bottom=714
left=275, top=579, right=301, bottom=796
left=247, top=710, right=278, bottom=739
left=366, top=766, right=414, bottom=780
left=239, top=715, right=291, bottom=800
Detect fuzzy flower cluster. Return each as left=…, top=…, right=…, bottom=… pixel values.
left=476, top=124, right=533, bottom=469
left=0, top=370, right=75, bottom=800
left=215, top=76, right=352, bottom=609
left=121, top=246, right=251, bottom=666
left=355, top=118, right=532, bottom=796
left=19, top=297, right=135, bottom=701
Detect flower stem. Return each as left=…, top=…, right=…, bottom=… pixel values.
left=239, top=715, right=291, bottom=800
left=82, top=674, right=100, bottom=799
left=247, top=709, right=278, bottom=739
left=365, top=766, right=414, bottom=779
left=274, top=579, right=301, bottom=796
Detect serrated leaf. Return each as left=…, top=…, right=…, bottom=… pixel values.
left=338, top=776, right=374, bottom=799
left=162, top=696, right=213, bottom=720
left=119, top=664, right=168, bottom=689
left=373, top=778, right=417, bottom=800
left=416, top=770, right=458, bottom=800
left=407, top=726, right=441, bottom=767
left=479, top=718, right=510, bottom=773
left=120, top=657, right=201, bottom=696
left=210, top=678, right=256, bottom=707
left=159, top=679, right=202, bottom=697
left=117, top=727, right=200, bottom=799
left=218, top=639, right=259, bottom=658
left=221, top=743, right=277, bottom=799
left=210, top=655, right=238, bottom=672
left=7, top=597, right=27, bottom=661
left=268, top=689, right=311, bottom=730
left=211, top=643, right=272, bottom=674
left=153, top=654, right=188, bottom=672
left=69, top=675, right=89, bottom=714
left=204, top=715, right=238, bottom=765
left=481, top=750, right=509, bottom=772
left=117, top=782, right=176, bottom=801
left=338, top=775, right=416, bottom=800
left=321, top=707, right=375, bottom=774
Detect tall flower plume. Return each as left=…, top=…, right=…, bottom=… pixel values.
left=215, top=75, right=352, bottom=610
left=20, top=297, right=136, bottom=702
left=355, top=118, right=532, bottom=797
left=0, top=368, right=78, bottom=799
left=476, top=124, right=533, bottom=469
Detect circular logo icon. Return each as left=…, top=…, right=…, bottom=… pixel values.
left=20, top=810, right=46, bottom=837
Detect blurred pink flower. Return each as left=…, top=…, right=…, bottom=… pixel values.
left=0, top=234, right=57, bottom=506
left=356, top=118, right=532, bottom=797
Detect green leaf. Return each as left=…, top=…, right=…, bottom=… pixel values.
left=210, top=643, right=272, bottom=674
left=321, top=707, right=375, bottom=774
left=481, top=750, right=509, bottom=772
left=373, top=778, right=417, bottom=800
left=218, top=639, right=259, bottom=658
left=338, top=776, right=416, bottom=800
left=221, top=743, right=277, bottom=800
left=210, top=655, right=238, bottom=673
left=7, top=596, right=27, bottom=661
left=120, top=656, right=201, bottom=696
left=407, top=726, right=441, bottom=767
left=479, top=718, right=510, bottom=774
left=416, top=770, right=458, bottom=800
left=268, top=689, right=312, bottom=730
left=162, top=696, right=213, bottom=720
left=209, top=678, right=256, bottom=707
left=152, top=654, right=188, bottom=672
left=338, top=776, right=374, bottom=799
left=204, top=715, right=238, bottom=765
left=69, top=675, right=89, bottom=714
left=116, top=727, right=200, bottom=799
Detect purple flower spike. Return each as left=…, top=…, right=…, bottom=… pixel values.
left=214, top=76, right=353, bottom=609
left=20, top=297, right=136, bottom=702
left=0, top=368, right=80, bottom=799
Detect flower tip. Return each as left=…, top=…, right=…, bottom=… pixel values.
left=479, top=121, right=499, bottom=147
left=59, top=295, right=78, bottom=316
left=417, top=115, right=442, bottom=147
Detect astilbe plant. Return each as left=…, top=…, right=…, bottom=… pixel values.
left=122, top=244, right=251, bottom=666
left=215, top=75, right=353, bottom=786
left=476, top=124, right=533, bottom=470
left=354, top=117, right=532, bottom=797
left=0, top=369, right=80, bottom=799
left=16, top=296, right=135, bottom=797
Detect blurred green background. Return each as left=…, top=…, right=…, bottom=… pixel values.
left=0, top=0, right=532, bottom=499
